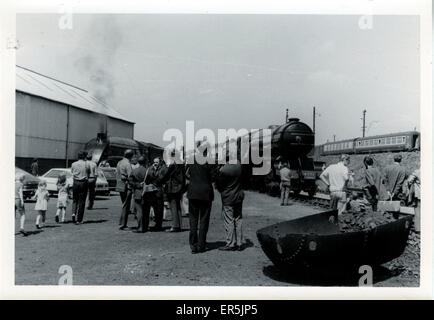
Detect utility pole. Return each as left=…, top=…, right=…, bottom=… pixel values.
left=285, top=108, right=289, bottom=123
left=312, top=106, right=316, bottom=133
left=362, top=109, right=367, bottom=137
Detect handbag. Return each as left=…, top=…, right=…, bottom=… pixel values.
left=142, top=168, right=158, bottom=196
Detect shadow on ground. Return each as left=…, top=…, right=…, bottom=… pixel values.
left=82, top=219, right=109, bottom=224
left=263, top=264, right=403, bottom=286
left=15, top=230, right=43, bottom=237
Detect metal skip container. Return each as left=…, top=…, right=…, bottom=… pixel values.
left=256, top=210, right=413, bottom=271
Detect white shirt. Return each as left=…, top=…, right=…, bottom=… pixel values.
left=87, top=160, right=98, bottom=178
left=320, top=162, right=349, bottom=192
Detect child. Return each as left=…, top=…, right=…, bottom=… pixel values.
left=33, top=180, right=50, bottom=229
left=15, top=175, right=27, bottom=236
left=56, top=174, right=69, bottom=223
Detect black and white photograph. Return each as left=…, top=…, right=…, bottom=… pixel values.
left=0, top=0, right=432, bottom=299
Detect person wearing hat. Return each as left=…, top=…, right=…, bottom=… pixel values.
left=384, top=154, right=407, bottom=201
left=128, top=156, right=148, bottom=232
left=116, top=149, right=134, bottom=230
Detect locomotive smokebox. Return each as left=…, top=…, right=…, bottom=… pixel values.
left=271, top=118, right=314, bottom=159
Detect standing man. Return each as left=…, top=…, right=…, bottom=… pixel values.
left=116, top=149, right=133, bottom=230
left=31, top=158, right=39, bottom=176
left=319, top=154, right=352, bottom=215
left=216, top=156, right=245, bottom=251
left=71, top=151, right=90, bottom=224
left=406, top=169, right=420, bottom=233
left=147, top=157, right=167, bottom=231
left=159, top=149, right=186, bottom=233
left=384, top=154, right=407, bottom=201
left=279, top=161, right=291, bottom=206
left=128, top=156, right=148, bottom=233
left=362, top=156, right=382, bottom=211
left=186, top=142, right=217, bottom=254
left=86, top=153, right=98, bottom=210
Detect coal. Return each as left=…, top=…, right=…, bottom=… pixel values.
left=337, top=210, right=396, bottom=233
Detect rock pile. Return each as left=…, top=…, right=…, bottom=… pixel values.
left=338, top=210, right=396, bottom=233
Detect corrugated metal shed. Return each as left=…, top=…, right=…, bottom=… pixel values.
left=16, top=65, right=133, bottom=124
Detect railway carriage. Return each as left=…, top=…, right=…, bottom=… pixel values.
left=319, top=131, right=420, bottom=156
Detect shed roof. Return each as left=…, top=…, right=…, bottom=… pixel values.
left=16, top=65, right=133, bottom=123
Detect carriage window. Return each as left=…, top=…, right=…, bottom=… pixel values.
left=391, top=137, right=396, bottom=144
left=386, top=137, right=391, bottom=144
left=369, top=140, right=373, bottom=146
left=402, top=136, right=406, bottom=143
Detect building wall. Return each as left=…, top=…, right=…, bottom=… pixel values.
left=15, top=92, right=134, bottom=174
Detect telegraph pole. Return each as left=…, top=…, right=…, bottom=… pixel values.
left=362, top=109, right=367, bottom=137
left=285, top=108, right=289, bottom=123
left=313, top=106, right=316, bottom=133
left=333, top=134, right=336, bottom=142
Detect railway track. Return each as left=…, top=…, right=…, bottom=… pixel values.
left=290, top=191, right=331, bottom=209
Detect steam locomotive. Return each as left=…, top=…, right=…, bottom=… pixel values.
left=84, top=133, right=163, bottom=167
left=226, top=118, right=322, bottom=197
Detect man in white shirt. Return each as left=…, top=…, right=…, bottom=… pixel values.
left=320, top=154, right=352, bottom=214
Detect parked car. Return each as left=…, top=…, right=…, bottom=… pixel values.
left=100, top=167, right=117, bottom=192
left=15, top=167, right=40, bottom=200
left=41, top=168, right=110, bottom=197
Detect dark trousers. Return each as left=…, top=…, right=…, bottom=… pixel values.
left=119, top=190, right=132, bottom=227
left=87, top=178, right=96, bottom=209
left=188, top=199, right=212, bottom=251
left=143, top=192, right=164, bottom=229
left=168, top=193, right=183, bottom=229
left=72, top=180, right=88, bottom=223
left=134, top=199, right=149, bottom=232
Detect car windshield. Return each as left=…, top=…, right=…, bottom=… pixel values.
left=45, top=170, right=72, bottom=179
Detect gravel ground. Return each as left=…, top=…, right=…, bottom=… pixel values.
left=15, top=191, right=419, bottom=286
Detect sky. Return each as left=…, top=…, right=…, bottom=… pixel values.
left=16, top=14, right=420, bottom=146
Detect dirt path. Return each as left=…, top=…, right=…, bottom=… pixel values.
left=15, top=191, right=419, bottom=286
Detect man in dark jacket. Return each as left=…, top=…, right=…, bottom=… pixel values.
left=128, top=156, right=148, bottom=232
left=159, top=149, right=186, bottom=232
left=186, top=143, right=218, bottom=253
left=216, top=159, right=245, bottom=251
left=145, top=157, right=167, bottom=231
left=384, top=154, right=407, bottom=200
left=362, top=156, right=382, bottom=211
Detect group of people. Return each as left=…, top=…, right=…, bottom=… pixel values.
left=14, top=151, right=99, bottom=236
left=318, top=153, right=420, bottom=232
left=115, top=143, right=246, bottom=253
